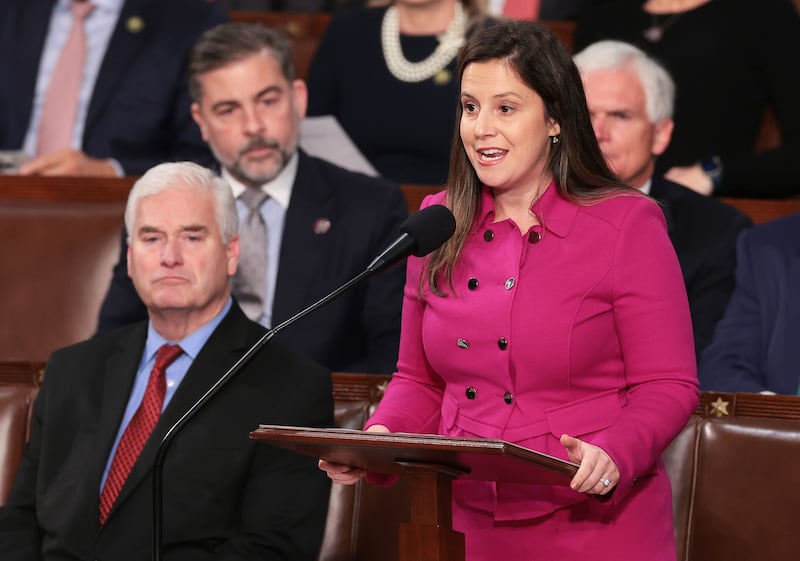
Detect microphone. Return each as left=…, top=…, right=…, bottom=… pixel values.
left=152, top=203, right=456, bottom=561
left=366, top=204, right=456, bottom=273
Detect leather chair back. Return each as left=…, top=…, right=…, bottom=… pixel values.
left=663, top=393, right=800, bottom=561
left=0, top=361, right=43, bottom=505
left=0, top=200, right=124, bottom=361
left=320, top=374, right=410, bottom=561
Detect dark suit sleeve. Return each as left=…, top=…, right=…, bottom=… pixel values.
left=698, top=229, right=768, bottom=392
left=343, top=183, right=408, bottom=374
left=208, top=355, right=333, bottom=561
left=685, top=212, right=752, bottom=359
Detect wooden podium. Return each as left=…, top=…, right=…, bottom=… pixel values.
left=250, top=425, right=578, bottom=561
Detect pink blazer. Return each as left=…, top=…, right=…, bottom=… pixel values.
left=368, top=185, right=698, bottom=549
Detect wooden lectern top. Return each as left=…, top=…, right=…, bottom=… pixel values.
left=251, top=425, right=579, bottom=487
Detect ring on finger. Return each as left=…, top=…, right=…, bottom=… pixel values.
left=600, top=478, right=610, bottom=487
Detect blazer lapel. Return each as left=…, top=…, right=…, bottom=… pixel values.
left=84, top=0, right=155, bottom=136
left=649, top=177, right=677, bottom=237
left=272, top=152, right=339, bottom=325
left=156, top=306, right=252, bottom=434
left=92, top=323, right=147, bottom=528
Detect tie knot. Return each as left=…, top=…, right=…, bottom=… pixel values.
left=154, top=344, right=183, bottom=372
left=240, top=188, right=270, bottom=213
left=72, top=1, right=95, bottom=19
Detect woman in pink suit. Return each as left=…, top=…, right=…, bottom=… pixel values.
left=321, top=20, right=699, bottom=561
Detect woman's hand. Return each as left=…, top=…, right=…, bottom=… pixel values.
left=318, top=424, right=390, bottom=484
left=318, top=460, right=366, bottom=485
left=560, top=434, right=619, bottom=496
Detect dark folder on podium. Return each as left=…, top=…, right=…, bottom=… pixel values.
left=250, top=425, right=579, bottom=486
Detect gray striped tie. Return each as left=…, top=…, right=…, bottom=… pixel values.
left=234, top=188, right=270, bottom=321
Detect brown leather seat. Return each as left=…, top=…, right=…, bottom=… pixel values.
left=0, top=385, right=38, bottom=504
left=0, top=361, right=42, bottom=505
left=0, top=200, right=124, bottom=361
left=319, top=374, right=410, bottom=561
left=663, top=392, right=800, bottom=561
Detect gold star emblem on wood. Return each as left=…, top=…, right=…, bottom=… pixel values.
left=709, top=397, right=730, bottom=418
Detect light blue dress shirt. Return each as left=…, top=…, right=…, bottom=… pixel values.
left=100, top=297, right=233, bottom=490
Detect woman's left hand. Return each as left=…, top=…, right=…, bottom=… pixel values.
left=560, top=434, right=619, bottom=495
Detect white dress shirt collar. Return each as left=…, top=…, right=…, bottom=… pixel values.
left=222, top=152, right=298, bottom=209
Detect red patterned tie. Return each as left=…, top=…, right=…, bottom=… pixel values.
left=98, top=344, right=183, bottom=525
left=36, top=1, right=95, bottom=156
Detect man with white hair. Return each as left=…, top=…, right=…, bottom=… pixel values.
left=0, top=162, right=333, bottom=561
left=574, top=40, right=752, bottom=359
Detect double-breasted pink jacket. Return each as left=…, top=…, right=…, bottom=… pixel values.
left=368, top=184, right=699, bottom=560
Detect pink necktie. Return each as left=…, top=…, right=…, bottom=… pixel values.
left=503, top=0, right=541, bottom=20
left=36, top=1, right=95, bottom=157
left=98, top=344, right=183, bottom=525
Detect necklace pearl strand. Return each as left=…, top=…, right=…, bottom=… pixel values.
left=381, top=3, right=467, bottom=83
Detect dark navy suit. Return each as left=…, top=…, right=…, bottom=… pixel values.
left=98, top=151, right=408, bottom=374
left=699, top=213, right=800, bottom=394
left=650, top=177, right=752, bottom=359
left=0, top=0, right=226, bottom=175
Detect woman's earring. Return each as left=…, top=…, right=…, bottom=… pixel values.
left=550, top=135, right=560, bottom=145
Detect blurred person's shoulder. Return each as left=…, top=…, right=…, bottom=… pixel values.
left=743, top=212, right=800, bottom=251
left=655, top=178, right=752, bottom=227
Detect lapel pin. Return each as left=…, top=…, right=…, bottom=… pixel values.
left=126, top=16, right=145, bottom=34
left=313, top=218, right=331, bottom=235
left=433, top=68, right=452, bottom=86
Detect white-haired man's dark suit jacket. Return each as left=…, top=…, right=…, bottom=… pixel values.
left=0, top=302, right=333, bottom=561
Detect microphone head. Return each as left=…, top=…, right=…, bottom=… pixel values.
left=401, top=204, right=456, bottom=257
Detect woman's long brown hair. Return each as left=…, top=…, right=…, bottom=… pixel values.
left=423, top=20, right=636, bottom=296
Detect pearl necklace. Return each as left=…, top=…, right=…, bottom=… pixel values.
left=381, top=3, right=467, bottom=84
